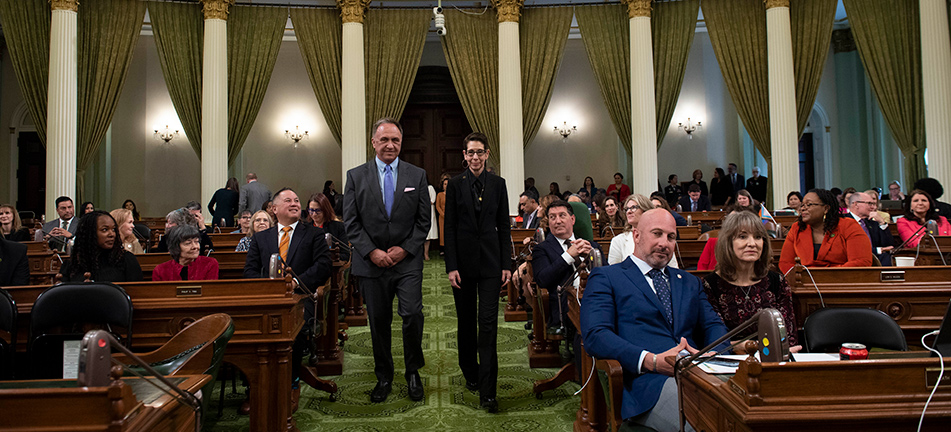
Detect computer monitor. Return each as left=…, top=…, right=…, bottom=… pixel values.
left=932, top=298, right=951, bottom=357
left=880, top=199, right=903, bottom=210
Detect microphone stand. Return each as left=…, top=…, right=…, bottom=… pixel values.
left=276, top=255, right=322, bottom=339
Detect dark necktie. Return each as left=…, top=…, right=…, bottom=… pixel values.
left=691, top=200, right=697, bottom=212
left=61, top=219, right=68, bottom=231
left=383, top=165, right=394, bottom=217
left=860, top=218, right=871, bottom=238
left=472, top=177, right=483, bottom=214
left=648, top=269, right=673, bottom=326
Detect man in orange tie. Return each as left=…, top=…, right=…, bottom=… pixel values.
left=243, top=187, right=332, bottom=411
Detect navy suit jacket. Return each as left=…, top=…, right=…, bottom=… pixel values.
left=243, top=221, right=332, bottom=293
left=580, top=257, right=728, bottom=419
left=678, top=195, right=712, bottom=212
left=533, top=233, right=605, bottom=291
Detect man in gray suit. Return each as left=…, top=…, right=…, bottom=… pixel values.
left=35, top=196, right=78, bottom=250
left=238, top=172, right=272, bottom=214
left=344, top=118, right=431, bottom=403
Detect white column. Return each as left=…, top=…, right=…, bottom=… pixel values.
left=339, top=0, right=370, bottom=188
left=765, top=1, right=799, bottom=207
left=627, top=0, right=657, bottom=195
left=201, top=0, right=232, bottom=225
left=498, top=19, right=524, bottom=213
left=47, top=1, right=79, bottom=210
left=920, top=0, right=951, bottom=186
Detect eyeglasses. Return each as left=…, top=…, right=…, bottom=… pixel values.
left=307, top=208, right=322, bottom=214
left=465, top=149, right=487, bottom=156
left=855, top=201, right=875, bottom=206
left=624, top=206, right=639, bottom=212
left=239, top=216, right=251, bottom=220
left=800, top=202, right=825, bottom=209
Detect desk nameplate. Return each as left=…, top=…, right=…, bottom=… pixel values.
left=881, top=271, right=905, bottom=282
left=175, top=285, right=202, bottom=297
left=926, top=367, right=951, bottom=388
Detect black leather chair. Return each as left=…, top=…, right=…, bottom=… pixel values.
left=28, top=282, right=133, bottom=379
left=0, top=288, right=16, bottom=380
left=803, top=307, right=908, bottom=353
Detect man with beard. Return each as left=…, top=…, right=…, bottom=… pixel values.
left=580, top=209, right=727, bottom=431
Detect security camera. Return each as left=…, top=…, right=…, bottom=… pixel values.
left=433, top=7, right=447, bottom=36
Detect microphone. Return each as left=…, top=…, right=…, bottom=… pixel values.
left=270, top=253, right=316, bottom=299
left=323, top=232, right=352, bottom=254
left=893, top=222, right=928, bottom=253
left=79, top=330, right=202, bottom=432
left=601, top=225, right=616, bottom=238
left=927, top=219, right=939, bottom=237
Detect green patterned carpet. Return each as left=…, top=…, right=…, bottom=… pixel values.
left=206, top=256, right=580, bottom=431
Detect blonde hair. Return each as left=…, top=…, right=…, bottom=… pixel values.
left=249, top=210, right=273, bottom=238
left=622, top=194, right=655, bottom=232
left=714, top=211, right=772, bottom=281
left=109, top=208, right=137, bottom=245
left=0, top=204, right=23, bottom=236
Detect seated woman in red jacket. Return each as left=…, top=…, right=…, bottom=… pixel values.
left=152, top=225, right=219, bottom=281
left=779, top=188, right=872, bottom=274
left=896, top=189, right=951, bottom=248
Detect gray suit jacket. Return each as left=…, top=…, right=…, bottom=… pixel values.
left=343, top=159, right=431, bottom=278
left=34, top=217, right=79, bottom=242
left=238, top=180, right=272, bottom=214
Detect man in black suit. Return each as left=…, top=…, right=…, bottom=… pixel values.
left=847, top=192, right=895, bottom=265
left=444, top=132, right=511, bottom=412
left=243, top=187, right=332, bottom=409
left=678, top=184, right=712, bottom=212
left=533, top=200, right=603, bottom=336
left=0, top=235, right=29, bottom=287
left=343, top=118, right=431, bottom=403
left=746, top=166, right=768, bottom=203
left=727, top=162, right=745, bottom=194
left=519, top=190, right=540, bottom=229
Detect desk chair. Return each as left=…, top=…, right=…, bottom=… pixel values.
left=803, top=307, right=907, bottom=353
left=28, top=282, right=133, bottom=379
left=595, top=359, right=658, bottom=432
left=0, top=289, right=15, bottom=380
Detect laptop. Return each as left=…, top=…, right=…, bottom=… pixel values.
left=880, top=199, right=903, bottom=210
left=933, top=298, right=951, bottom=357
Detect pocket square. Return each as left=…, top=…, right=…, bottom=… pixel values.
left=404, top=187, right=415, bottom=192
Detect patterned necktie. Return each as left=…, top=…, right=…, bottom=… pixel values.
left=279, top=226, right=292, bottom=262
left=61, top=219, right=68, bottom=231
left=691, top=201, right=697, bottom=212
left=384, top=164, right=395, bottom=217
left=859, top=218, right=871, bottom=238
left=648, top=269, right=673, bottom=326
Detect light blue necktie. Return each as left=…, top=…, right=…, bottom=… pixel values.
left=384, top=164, right=394, bottom=217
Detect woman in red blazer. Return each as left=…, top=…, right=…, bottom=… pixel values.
left=152, top=225, right=219, bottom=281
left=779, top=189, right=872, bottom=274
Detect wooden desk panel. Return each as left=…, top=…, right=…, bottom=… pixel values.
left=207, top=232, right=246, bottom=250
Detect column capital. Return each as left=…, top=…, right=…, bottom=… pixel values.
left=49, top=0, right=79, bottom=12
left=337, top=0, right=371, bottom=24
left=764, top=0, right=789, bottom=9
left=200, top=0, right=234, bottom=21
left=492, top=0, right=524, bottom=23
left=620, top=0, right=652, bottom=18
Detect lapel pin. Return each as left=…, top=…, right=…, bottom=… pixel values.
left=677, top=274, right=681, bottom=279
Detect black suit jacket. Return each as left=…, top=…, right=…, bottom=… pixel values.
left=444, top=170, right=511, bottom=278
left=730, top=173, right=745, bottom=193
left=343, top=159, right=431, bottom=278
left=746, top=176, right=768, bottom=202
left=678, top=195, right=712, bottom=212
left=533, top=234, right=604, bottom=291
left=0, top=237, right=29, bottom=286
left=243, top=221, right=332, bottom=293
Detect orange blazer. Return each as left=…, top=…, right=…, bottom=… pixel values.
left=779, top=218, right=872, bottom=274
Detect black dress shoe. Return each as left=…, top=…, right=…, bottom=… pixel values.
left=406, top=372, right=424, bottom=401
left=465, top=380, right=479, bottom=392
left=370, top=380, right=392, bottom=403
left=480, top=396, right=499, bottom=413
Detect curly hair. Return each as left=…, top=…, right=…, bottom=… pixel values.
left=796, top=189, right=840, bottom=234
left=65, top=211, right=124, bottom=280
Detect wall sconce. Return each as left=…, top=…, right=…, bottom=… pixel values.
left=285, top=126, right=308, bottom=147
left=554, top=122, right=577, bottom=139
left=153, top=125, right=180, bottom=143
left=678, top=118, right=702, bottom=139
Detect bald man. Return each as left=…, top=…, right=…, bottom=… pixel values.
left=581, top=209, right=728, bottom=431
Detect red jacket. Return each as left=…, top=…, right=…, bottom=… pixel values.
left=779, top=218, right=872, bottom=274
left=152, top=255, right=219, bottom=281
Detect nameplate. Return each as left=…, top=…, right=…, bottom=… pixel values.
left=729, top=381, right=746, bottom=397
left=880, top=271, right=905, bottom=282
left=176, top=286, right=202, bottom=297
left=926, top=368, right=951, bottom=388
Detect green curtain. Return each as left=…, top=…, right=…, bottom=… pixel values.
left=440, top=10, right=500, bottom=168
left=843, top=0, right=926, bottom=185
left=149, top=1, right=203, bottom=157
left=0, top=0, right=50, bottom=147
left=364, top=9, right=430, bottom=156
left=790, top=0, right=836, bottom=136
left=702, top=0, right=771, bottom=164
left=652, top=0, right=700, bottom=148
left=227, top=5, right=286, bottom=165
left=520, top=6, right=572, bottom=147
left=77, top=0, right=146, bottom=202
left=290, top=8, right=342, bottom=146
left=575, top=4, right=631, bottom=154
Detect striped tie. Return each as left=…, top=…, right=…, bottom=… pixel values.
left=279, top=226, right=292, bottom=263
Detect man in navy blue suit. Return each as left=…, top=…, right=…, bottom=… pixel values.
left=581, top=209, right=728, bottom=431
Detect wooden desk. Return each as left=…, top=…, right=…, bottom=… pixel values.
left=679, top=211, right=725, bottom=227
left=788, top=265, right=951, bottom=346
left=893, top=235, right=951, bottom=266
left=6, top=278, right=305, bottom=432
left=512, top=228, right=538, bottom=245
left=208, top=232, right=246, bottom=250
left=680, top=355, right=951, bottom=431
left=677, top=225, right=701, bottom=240
left=0, top=374, right=210, bottom=432
left=135, top=251, right=248, bottom=280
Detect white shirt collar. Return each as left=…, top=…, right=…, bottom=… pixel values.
left=630, top=254, right=666, bottom=277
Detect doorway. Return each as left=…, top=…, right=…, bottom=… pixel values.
left=799, top=132, right=816, bottom=193
left=16, top=131, right=45, bottom=217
